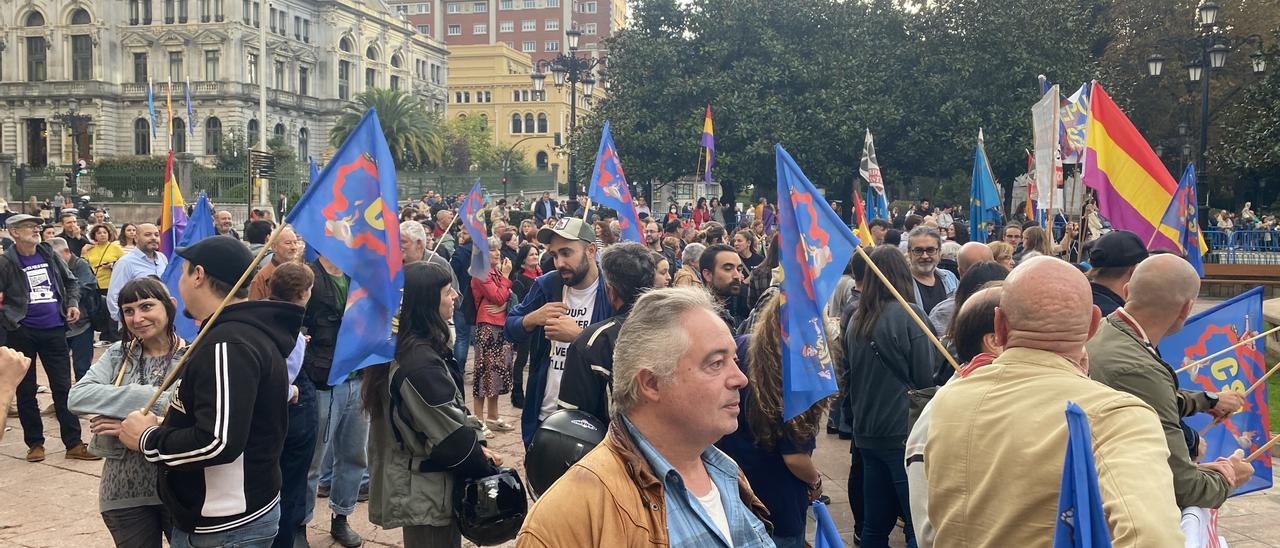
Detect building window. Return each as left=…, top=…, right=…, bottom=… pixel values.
left=523, top=0, right=534, bottom=8
left=133, top=53, right=149, bottom=83
left=205, top=117, right=222, bottom=155
left=448, top=24, right=461, bottom=35
left=242, top=0, right=249, bottom=23
left=522, top=89, right=530, bottom=101
left=69, top=9, right=92, bottom=25
left=479, top=113, right=487, bottom=130
left=168, top=51, right=183, bottom=81
left=268, top=6, right=275, bottom=31
left=339, top=37, right=352, bottom=52
left=165, top=0, right=174, bottom=23
left=134, top=118, right=151, bottom=154
left=302, top=19, right=310, bottom=42
left=274, top=60, right=285, bottom=90
left=130, top=0, right=141, bottom=24
left=473, top=2, right=487, bottom=12
left=396, top=5, right=407, bottom=14
left=473, top=24, right=486, bottom=34
left=537, top=112, right=548, bottom=133
left=143, top=0, right=153, bottom=24
left=252, top=1, right=259, bottom=26
left=273, top=123, right=285, bottom=141
left=536, top=151, right=548, bottom=170
left=576, top=1, right=596, bottom=12
left=499, top=21, right=513, bottom=32
left=521, top=19, right=535, bottom=31
left=172, top=118, right=186, bottom=152
left=71, top=36, right=93, bottom=81
left=454, top=91, right=461, bottom=103
left=25, top=37, right=47, bottom=82
left=338, top=60, right=350, bottom=99
left=247, top=118, right=259, bottom=146
left=418, top=3, right=430, bottom=13
left=546, top=0, right=558, bottom=6
left=584, top=22, right=596, bottom=34
left=247, top=53, right=258, bottom=84
left=521, top=41, right=535, bottom=52
left=297, top=128, right=308, bottom=161
left=513, top=90, right=520, bottom=102
left=178, top=0, right=188, bottom=22
left=511, top=113, right=522, bottom=133
left=417, top=25, right=429, bottom=33
left=390, top=75, right=400, bottom=90
left=545, top=19, right=558, bottom=31
left=294, top=15, right=301, bottom=38
left=298, top=66, right=309, bottom=95
left=463, top=91, right=470, bottom=102
left=524, top=113, right=535, bottom=133
left=204, top=50, right=219, bottom=80
left=544, top=40, right=559, bottom=52
left=499, top=0, right=512, bottom=8
left=200, top=0, right=211, bottom=21
left=365, top=67, right=376, bottom=89
left=447, top=2, right=460, bottom=13
left=366, top=46, right=378, bottom=61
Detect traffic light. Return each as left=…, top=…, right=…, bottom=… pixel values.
left=501, top=176, right=508, bottom=186
left=64, top=172, right=75, bottom=193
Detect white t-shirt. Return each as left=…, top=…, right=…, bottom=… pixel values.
left=540, top=277, right=599, bottom=420
left=694, top=479, right=734, bottom=547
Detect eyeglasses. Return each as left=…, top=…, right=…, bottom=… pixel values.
left=909, top=247, right=939, bottom=256
left=1005, top=234, right=1022, bottom=241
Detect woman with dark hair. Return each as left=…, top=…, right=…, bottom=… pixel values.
left=652, top=252, right=671, bottom=288
left=69, top=277, right=185, bottom=547
left=733, top=228, right=763, bottom=270
left=692, top=197, right=710, bottom=228
left=718, top=294, right=831, bottom=547
left=747, top=232, right=781, bottom=310
left=1021, top=226, right=1055, bottom=259
left=948, top=222, right=970, bottom=244
left=509, top=243, right=541, bottom=408
left=364, top=262, right=500, bottom=548
left=844, top=245, right=941, bottom=548
left=84, top=223, right=126, bottom=344
left=698, top=221, right=727, bottom=245
left=665, top=204, right=681, bottom=224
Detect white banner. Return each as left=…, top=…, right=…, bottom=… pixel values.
left=1032, top=86, right=1060, bottom=210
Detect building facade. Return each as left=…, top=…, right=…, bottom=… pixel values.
left=386, top=0, right=623, bottom=63
left=0, top=0, right=449, bottom=169
left=445, top=42, right=602, bottom=185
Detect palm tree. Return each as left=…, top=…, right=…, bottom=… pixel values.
left=329, top=88, right=444, bottom=169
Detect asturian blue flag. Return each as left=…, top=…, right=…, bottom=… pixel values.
left=146, top=80, right=158, bottom=138
left=302, top=156, right=321, bottom=264
left=287, top=108, right=403, bottom=384
left=461, top=178, right=491, bottom=279
left=970, top=132, right=1002, bottom=243
left=587, top=121, right=644, bottom=242
left=812, top=500, right=844, bottom=548
left=1160, top=286, right=1271, bottom=496
left=775, top=144, right=858, bottom=420
left=1054, top=401, right=1112, bottom=548
left=866, top=189, right=890, bottom=221
left=1154, top=164, right=1206, bottom=277
left=161, top=192, right=215, bottom=341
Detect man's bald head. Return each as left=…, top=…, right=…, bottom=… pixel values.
left=957, top=241, right=994, bottom=277
left=996, top=256, right=1100, bottom=367
left=1125, top=254, right=1200, bottom=333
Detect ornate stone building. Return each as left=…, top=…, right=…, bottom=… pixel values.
left=0, top=0, right=449, bottom=169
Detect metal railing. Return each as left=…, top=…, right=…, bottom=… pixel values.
left=1202, top=230, right=1280, bottom=265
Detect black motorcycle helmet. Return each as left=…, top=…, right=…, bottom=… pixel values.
left=455, top=467, right=528, bottom=546
left=524, top=409, right=607, bottom=497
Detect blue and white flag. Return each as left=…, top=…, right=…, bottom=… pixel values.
left=587, top=121, right=643, bottom=242
left=1054, top=401, right=1112, bottom=547
left=161, top=192, right=215, bottom=341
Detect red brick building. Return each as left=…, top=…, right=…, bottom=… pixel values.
left=387, top=0, right=624, bottom=63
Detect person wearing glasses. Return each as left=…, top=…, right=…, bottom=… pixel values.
left=906, top=226, right=957, bottom=316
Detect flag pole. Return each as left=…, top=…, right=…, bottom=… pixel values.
left=854, top=246, right=960, bottom=371
left=429, top=208, right=462, bottom=255
left=1176, top=325, right=1280, bottom=374
left=1247, top=432, right=1280, bottom=462
left=1199, top=359, right=1280, bottom=434
left=140, top=224, right=287, bottom=412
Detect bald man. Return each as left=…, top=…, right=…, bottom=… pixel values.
left=106, top=223, right=168, bottom=322
left=1086, top=254, right=1249, bottom=511
left=925, top=257, right=1183, bottom=546
left=955, top=241, right=993, bottom=278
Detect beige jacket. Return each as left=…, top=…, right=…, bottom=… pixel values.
left=925, top=347, right=1184, bottom=547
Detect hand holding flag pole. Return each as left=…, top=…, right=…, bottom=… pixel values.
left=140, top=225, right=288, bottom=413
left=855, top=245, right=960, bottom=372
left=1176, top=325, right=1280, bottom=375
left=1199, top=358, right=1280, bottom=434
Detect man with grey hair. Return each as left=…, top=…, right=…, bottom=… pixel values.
left=399, top=219, right=457, bottom=292
left=518, top=287, right=771, bottom=547
left=434, top=209, right=456, bottom=255
left=906, top=226, right=957, bottom=315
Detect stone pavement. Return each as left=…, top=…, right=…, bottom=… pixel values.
left=6, top=347, right=1280, bottom=547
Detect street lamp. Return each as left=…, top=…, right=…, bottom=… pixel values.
left=1145, top=2, right=1265, bottom=220
left=530, top=27, right=606, bottom=204
left=52, top=98, right=93, bottom=196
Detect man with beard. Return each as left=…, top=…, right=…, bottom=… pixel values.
left=504, top=217, right=613, bottom=446
left=906, top=226, right=957, bottom=315
left=215, top=210, right=241, bottom=240
left=699, top=244, right=746, bottom=330
left=247, top=226, right=302, bottom=300
left=644, top=220, right=677, bottom=271
left=106, top=223, right=168, bottom=323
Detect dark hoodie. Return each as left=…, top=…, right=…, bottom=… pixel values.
left=140, top=300, right=304, bottom=534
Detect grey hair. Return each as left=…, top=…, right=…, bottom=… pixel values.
left=400, top=220, right=426, bottom=244
left=941, top=240, right=961, bottom=261
left=487, top=237, right=501, bottom=250
left=907, top=225, right=942, bottom=247
left=681, top=242, right=706, bottom=267
left=46, top=237, right=68, bottom=254
left=612, top=286, right=721, bottom=417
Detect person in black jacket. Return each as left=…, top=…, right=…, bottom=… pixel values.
left=508, top=243, right=541, bottom=409
left=449, top=229, right=476, bottom=380
left=844, top=245, right=941, bottom=548
left=120, top=236, right=303, bottom=547
left=556, top=242, right=655, bottom=424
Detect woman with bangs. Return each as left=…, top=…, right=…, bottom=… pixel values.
left=69, top=277, right=186, bottom=547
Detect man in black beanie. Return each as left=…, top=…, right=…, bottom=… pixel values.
left=1087, top=230, right=1149, bottom=317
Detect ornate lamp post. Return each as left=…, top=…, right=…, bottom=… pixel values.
left=531, top=28, right=604, bottom=204
left=1146, top=1, right=1266, bottom=217
left=52, top=98, right=93, bottom=196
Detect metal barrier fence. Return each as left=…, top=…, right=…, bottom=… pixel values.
left=1202, top=230, right=1280, bottom=265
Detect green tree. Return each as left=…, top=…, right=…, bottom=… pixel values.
left=438, top=115, right=531, bottom=174
left=329, top=88, right=445, bottom=169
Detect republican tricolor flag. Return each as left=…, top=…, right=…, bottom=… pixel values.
left=701, top=105, right=715, bottom=183
left=159, top=150, right=188, bottom=259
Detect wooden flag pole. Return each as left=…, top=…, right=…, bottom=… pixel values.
left=140, top=224, right=286, bottom=413
left=854, top=246, right=960, bottom=371
left=1247, top=432, right=1280, bottom=462
left=1176, top=325, right=1280, bottom=375
left=1198, top=359, right=1280, bottom=435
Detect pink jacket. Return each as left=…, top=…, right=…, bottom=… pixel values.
left=471, top=269, right=512, bottom=326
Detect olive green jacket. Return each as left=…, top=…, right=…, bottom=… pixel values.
left=1086, top=310, right=1230, bottom=509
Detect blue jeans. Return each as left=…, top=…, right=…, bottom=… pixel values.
left=860, top=447, right=915, bottom=548
left=170, top=504, right=279, bottom=548
left=452, top=308, right=472, bottom=372
left=272, top=375, right=318, bottom=548
left=306, top=377, right=369, bottom=521
left=68, top=328, right=95, bottom=381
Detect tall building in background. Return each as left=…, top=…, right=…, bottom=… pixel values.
left=387, top=0, right=625, bottom=62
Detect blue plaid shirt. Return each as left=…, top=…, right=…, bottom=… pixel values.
left=622, top=417, right=774, bottom=547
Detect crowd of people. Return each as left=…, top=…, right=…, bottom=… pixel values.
left=0, top=187, right=1258, bottom=548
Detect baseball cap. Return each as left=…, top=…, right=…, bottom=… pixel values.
left=537, top=216, right=595, bottom=245
left=4, top=214, right=41, bottom=228
left=1088, top=230, right=1148, bottom=268
left=176, top=236, right=256, bottom=286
